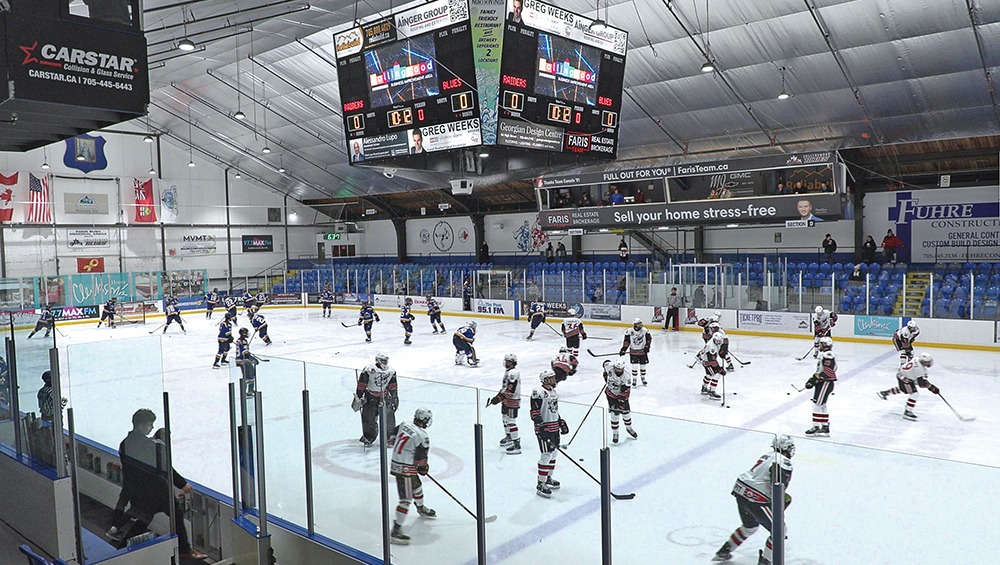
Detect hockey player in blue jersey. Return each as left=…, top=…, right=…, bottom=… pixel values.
left=243, top=290, right=257, bottom=317
left=453, top=321, right=479, bottom=366
left=235, top=328, right=262, bottom=397
left=205, top=288, right=220, bottom=319
left=358, top=301, right=380, bottom=342
left=427, top=296, right=445, bottom=334
left=526, top=301, right=546, bottom=340
left=254, top=291, right=267, bottom=312
left=163, top=300, right=186, bottom=334
left=400, top=297, right=415, bottom=345
left=320, top=287, right=335, bottom=317
left=97, top=297, right=117, bottom=328
left=213, top=314, right=234, bottom=369
left=223, top=294, right=238, bottom=319
left=250, top=312, right=272, bottom=346
left=27, top=306, right=55, bottom=339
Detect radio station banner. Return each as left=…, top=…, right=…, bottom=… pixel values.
left=5, top=13, right=149, bottom=114
left=515, top=0, right=628, bottom=56
left=854, top=315, right=898, bottom=337
left=498, top=118, right=563, bottom=151
left=737, top=310, right=811, bottom=333
left=66, top=228, right=110, bottom=250
left=540, top=193, right=842, bottom=230
left=242, top=235, right=274, bottom=253
left=535, top=151, right=835, bottom=189
left=475, top=298, right=513, bottom=316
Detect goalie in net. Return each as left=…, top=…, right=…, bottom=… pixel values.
left=116, top=301, right=148, bottom=325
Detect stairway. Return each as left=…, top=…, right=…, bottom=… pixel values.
left=896, top=272, right=930, bottom=316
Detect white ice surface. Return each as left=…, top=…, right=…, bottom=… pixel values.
left=52, top=306, right=1000, bottom=565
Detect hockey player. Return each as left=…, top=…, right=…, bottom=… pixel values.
left=400, top=298, right=415, bottom=345
left=710, top=321, right=735, bottom=371
left=97, top=297, right=117, bottom=328
left=223, top=294, right=238, bottom=319
left=877, top=352, right=940, bottom=421
left=603, top=359, right=637, bottom=443
left=235, top=328, right=261, bottom=397
left=205, top=288, right=220, bottom=319
left=892, top=320, right=920, bottom=364
left=550, top=347, right=578, bottom=382
left=619, top=318, right=651, bottom=386
left=250, top=312, right=272, bottom=346
left=713, top=435, right=794, bottom=565
left=486, top=354, right=521, bottom=454
left=427, top=296, right=445, bottom=334
left=163, top=300, right=186, bottom=334
left=357, top=300, right=380, bottom=343
left=254, top=291, right=268, bottom=314
left=812, top=305, right=838, bottom=357
left=389, top=408, right=436, bottom=545
left=804, top=337, right=836, bottom=436
left=242, top=290, right=257, bottom=317
left=452, top=321, right=479, bottom=366
left=355, top=353, right=399, bottom=447
left=531, top=370, right=568, bottom=498
left=560, top=307, right=587, bottom=358
left=698, top=313, right=720, bottom=343
left=698, top=332, right=726, bottom=400
left=320, top=286, right=334, bottom=318
left=27, top=306, right=55, bottom=339
left=526, top=300, right=547, bottom=340
left=213, top=314, right=234, bottom=369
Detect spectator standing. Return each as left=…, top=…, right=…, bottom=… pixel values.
left=664, top=287, right=681, bottom=331
left=592, top=284, right=603, bottom=303
left=618, top=238, right=629, bottom=262
left=479, top=240, right=490, bottom=263
left=822, top=234, right=837, bottom=263
left=693, top=285, right=706, bottom=308
left=882, top=229, right=904, bottom=263
left=615, top=274, right=627, bottom=304
left=545, top=242, right=555, bottom=264
left=634, top=188, right=646, bottom=203
left=580, top=192, right=593, bottom=207
left=610, top=187, right=624, bottom=206
left=775, top=183, right=785, bottom=195
left=861, top=235, right=877, bottom=264
left=555, top=241, right=567, bottom=260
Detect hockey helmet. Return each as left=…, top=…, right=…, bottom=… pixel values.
left=413, top=407, right=433, bottom=428
left=111, top=297, right=117, bottom=302
left=709, top=315, right=719, bottom=324
left=468, top=321, right=477, bottom=330
left=709, top=321, right=721, bottom=333
left=613, top=359, right=626, bottom=374
left=540, top=369, right=557, bottom=385
left=504, top=353, right=517, bottom=368
left=917, top=352, right=933, bottom=367
left=773, top=434, right=795, bottom=458
left=239, top=327, right=249, bottom=337
left=375, top=352, right=389, bottom=369
left=712, top=331, right=725, bottom=346
left=405, top=297, right=413, bottom=305
left=714, top=310, right=722, bottom=319
left=426, top=295, right=433, bottom=302
left=899, top=328, right=912, bottom=340
left=633, top=318, right=643, bottom=329
left=906, top=320, right=918, bottom=332
left=818, top=336, right=834, bottom=351
left=559, top=346, right=569, bottom=354
left=362, top=300, right=370, bottom=307
left=567, top=307, right=577, bottom=317
left=814, top=305, right=824, bottom=315
left=225, top=313, right=234, bottom=321
left=213, top=288, right=218, bottom=292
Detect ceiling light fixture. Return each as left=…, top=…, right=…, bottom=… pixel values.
left=589, top=0, right=607, bottom=32
left=700, top=0, right=714, bottom=73
left=178, top=7, right=196, bottom=51
left=41, top=147, right=50, bottom=170
left=235, top=170, right=242, bottom=179
left=478, top=149, right=489, bottom=158
left=143, top=134, right=154, bottom=143
left=777, top=66, right=790, bottom=100
left=701, top=60, right=715, bottom=73
left=187, top=104, right=196, bottom=167
left=144, top=115, right=154, bottom=142
left=148, top=139, right=156, bottom=176
left=278, top=156, right=285, bottom=173
left=234, top=25, right=244, bottom=120
left=261, top=80, right=272, bottom=154
left=148, top=166, right=156, bottom=175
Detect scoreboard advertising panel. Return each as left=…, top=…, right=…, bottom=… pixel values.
left=497, top=0, right=627, bottom=157
left=335, top=0, right=482, bottom=162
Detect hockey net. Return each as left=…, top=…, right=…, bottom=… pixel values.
left=117, top=301, right=148, bottom=325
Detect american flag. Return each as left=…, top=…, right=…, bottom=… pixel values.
left=27, top=173, right=52, bottom=223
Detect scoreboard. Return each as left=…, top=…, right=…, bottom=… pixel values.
left=496, top=0, right=627, bottom=157
left=335, top=0, right=481, bottom=162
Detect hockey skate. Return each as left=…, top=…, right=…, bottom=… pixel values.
left=525, top=334, right=533, bottom=341
left=536, top=481, right=552, bottom=498
left=758, top=549, right=771, bottom=565
left=505, top=439, right=521, bottom=454
left=432, top=329, right=439, bottom=334
left=416, top=505, right=436, bottom=518
left=612, top=433, right=619, bottom=444
left=545, top=476, right=560, bottom=490
left=212, top=364, right=220, bottom=369
left=711, top=545, right=732, bottom=561
left=468, top=358, right=480, bottom=367
left=220, top=359, right=229, bottom=365
left=455, top=354, right=464, bottom=365
left=404, top=339, right=412, bottom=345
left=641, top=378, right=647, bottom=386
left=903, top=410, right=918, bottom=421
left=390, top=524, right=410, bottom=545
left=701, top=385, right=710, bottom=396
left=705, top=389, right=721, bottom=400
left=876, top=390, right=888, bottom=400
left=726, top=363, right=735, bottom=371
left=631, top=379, right=637, bottom=386
left=500, top=435, right=512, bottom=446
left=627, top=428, right=638, bottom=439
left=805, top=425, right=829, bottom=437
left=365, top=337, right=372, bottom=342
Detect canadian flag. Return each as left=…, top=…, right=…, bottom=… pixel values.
left=0, top=173, right=17, bottom=222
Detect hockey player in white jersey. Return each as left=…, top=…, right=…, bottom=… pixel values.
left=354, top=353, right=399, bottom=447
left=877, top=352, right=940, bottom=420
left=709, top=321, right=735, bottom=371
left=531, top=370, right=568, bottom=498
left=486, top=354, right=522, bottom=455
left=619, top=318, right=651, bottom=386
left=603, top=360, right=637, bottom=443
left=389, top=408, right=435, bottom=545
left=805, top=337, right=837, bottom=437
left=560, top=308, right=587, bottom=359
left=812, top=305, right=838, bottom=358
left=892, top=320, right=920, bottom=364
left=550, top=347, right=578, bottom=383
left=713, top=435, right=794, bottom=565
left=698, top=332, right=726, bottom=400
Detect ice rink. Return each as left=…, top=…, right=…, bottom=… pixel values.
left=45, top=304, right=1000, bottom=565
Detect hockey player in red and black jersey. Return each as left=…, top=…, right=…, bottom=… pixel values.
left=709, top=320, right=735, bottom=371
left=531, top=370, right=567, bottom=498
left=805, top=337, right=837, bottom=436
left=713, top=435, right=794, bottom=565
left=698, top=332, right=726, bottom=400
left=892, top=320, right=920, bottom=365
left=550, top=347, right=578, bottom=382
left=619, top=318, right=651, bottom=386
left=603, top=360, right=637, bottom=443
left=389, top=408, right=435, bottom=545
left=355, top=353, right=399, bottom=447
left=812, top=305, right=838, bottom=357
left=877, top=352, right=940, bottom=421
left=560, top=307, right=587, bottom=358
left=487, top=354, right=521, bottom=454
left=697, top=311, right=722, bottom=342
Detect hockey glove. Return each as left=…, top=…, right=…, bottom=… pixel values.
left=416, top=463, right=429, bottom=475
left=916, top=377, right=929, bottom=388
left=387, top=394, right=399, bottom=412
left=619, top=348, right=627, bottom=356
left=805, top=374, right=819, bottom=389
left=227, top=336, right=234, bottom=343
left=784, top=493, right=792, bottom=507
left=487, top=395, right=501, bottom=407
left=558, top=418, right=569, bottom=435
left=928, top=384, right=940, bottom=395
left=351, top=395, right=363, bottom=412
left=357, top=320, right=362, bottom=326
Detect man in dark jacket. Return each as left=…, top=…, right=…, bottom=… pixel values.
left=861, top=235, right=877, bottom=264
left=822, top=234, right=837, bottom=263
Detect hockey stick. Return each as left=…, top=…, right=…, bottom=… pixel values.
left=426, top=474, right=497, bottom=522
left=584, top=335, right=615, bottom=340
left=555, top=447, right=635, bottom=500
left=937, top=393, right=976, bottom=422
left=686, top=359, right=698, bottom=369
left=796, top=346, right=815, bottom=361
left=341, top=322, right=359, bottom=329
left=561, top=385, right=606, bottom=448
left=544, top=322, right=564, bottom=337
left=790, top=383, right=806, bottom=393
left=147, top=322, right=167, bottom=334
left=730, top=353, right=751, bottom=366
left=587, top=349, right=619, bottom=358
left=719, top=371, right=726, bottom=407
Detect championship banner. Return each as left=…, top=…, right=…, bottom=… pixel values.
left=133, top=178, right=157, bottom=223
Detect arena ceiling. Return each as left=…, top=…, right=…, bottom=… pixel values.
left=141, top=0, right=1000, bottom=219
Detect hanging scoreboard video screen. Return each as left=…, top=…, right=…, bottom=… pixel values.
left=497, top=0, right=627, bottom=157
left=335, top=0, right=481, bottom=162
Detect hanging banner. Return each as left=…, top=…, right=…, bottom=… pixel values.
left=76, top=257, right=105, bottom=273
left=133, top=178, right=156, bottom=223
left=66, top=228, right=111, bottom=250
left=471, top=0, right=505, bottom=144
left=161, top=184, right=179, bottom=223
left=242, top=234, right=274, bottom=253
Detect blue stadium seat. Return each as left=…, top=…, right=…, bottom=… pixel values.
left=807, top=262, right=820, bottom=274
left=832, top=263, right=844, bottom=274
left=920, top=299, right=931, bottom=317
left=840, top=296, right=853, bottom=311
left=819, top=263, right=831, bottom=274
left=869, top=263, right=881, bottom=277
left=984, top=300, right=999, bottom=318
left=935, top=299, right=951, bottom=317
left=988, top=286, right=1000, bottom=300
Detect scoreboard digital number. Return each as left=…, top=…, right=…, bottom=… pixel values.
left=497, top=0, right=627, bottom=158
left=335, top=0, right=482, bottom=163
